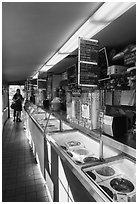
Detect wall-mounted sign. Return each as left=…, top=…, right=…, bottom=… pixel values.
left=81, top=103, right=90, bottom=119
left=30, top=78, right=37, bottom=85
left=37, top=79, right=47, bottom=89
left=38, top=71, right=47, bottom=79
left=78, top=37, right=99, bottom=87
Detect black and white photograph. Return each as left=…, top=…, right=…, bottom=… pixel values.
left=2, top=1, right=136, bottom=202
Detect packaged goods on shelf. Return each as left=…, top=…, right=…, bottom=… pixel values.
left=107, top=65, right=127, bottom=75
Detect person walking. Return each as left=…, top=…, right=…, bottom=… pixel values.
left=13, top=108, right=16, bottom=122
left=12, top=89, right=24, bottom=122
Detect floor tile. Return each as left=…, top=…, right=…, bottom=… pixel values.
left=2, top=117, right=50, bottom=202
left=34, top=178, right=45, bottom=185
left=34, top=173, right=43, bottom=179
left=15, top=195, right=26, bottom=201
left=37, top=196, right=49, bottom=202
left=15, top=186, right=26, bottom=195
left=36, top=190, right=48, bottom=198
left=4, top=189, right=16, bottom=197
left=3, top=196, right=17, bottom=202
left=26, top=185, right=36, bottom=193
left=5, top=183, right=16, bottom=190
left=25, top=191, right=37, bottom=201
left=25, top=179, right=35, bottom=186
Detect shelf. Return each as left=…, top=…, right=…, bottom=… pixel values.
left=108, top=66, right=136, bottom=77
left=126, top=66, right=136, bottom=72
left=98, top=77, right=111, bottom=82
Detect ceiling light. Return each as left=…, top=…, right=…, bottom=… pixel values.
left=60, top=2, right=135, bottom=53
left=40, top=2, right=135, bottom=73
left=40, top=65, right=53, bottom=72
left=32, top=72, right=38, bottom=79
left=91, top=2, right=135, bottom=22
left=46, top=53, right=68, bottom=66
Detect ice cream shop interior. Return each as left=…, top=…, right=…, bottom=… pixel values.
left=2, top=2, right=136, bottom=202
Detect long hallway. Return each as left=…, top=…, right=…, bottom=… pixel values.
left=2, top=116, right=50, bottom=202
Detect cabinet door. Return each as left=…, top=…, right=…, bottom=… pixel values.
left=45, top=169, right=54, bottom=201
left=47, top=141, right=51, bottom=164
left=58, top=157, right=68, bottom=190
left=59, top=179, right=69, bottom=202
left=29, top=118, right=44, bottom=176
left=69, top=197, right=73, bottom=202
left=68, top=185, right=74, bottom=202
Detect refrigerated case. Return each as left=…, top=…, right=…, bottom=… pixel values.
left=25, top=103, right=136, bottom=202
left=82, top=156, right=136, bottom=202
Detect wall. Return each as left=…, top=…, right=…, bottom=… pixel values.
left=2, top=84, right=9, bottom=128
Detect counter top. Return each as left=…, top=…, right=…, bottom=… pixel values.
left=25, top=106, right=136, bottom=202
left=25, top=104, right=136, bottom=158
left=41, top=107, right=136, bottom=158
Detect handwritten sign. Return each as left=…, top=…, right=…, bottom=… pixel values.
left=78, top=37, right=99, bottom=87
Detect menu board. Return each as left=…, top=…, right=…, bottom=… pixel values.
left=46, top=75, right=52, bottom=100
left=38, top=71, right=47, bottom=79
left=24, top=81, right=28, bottom=91
left=67, top=64, right=77, bottom=86
left=30, top=78, right=37, bottom=85
left=78, top=37, right=99, bottom=87
left=80, top=63, right=99, bottom=85
left=37, top=79, right=47, bottom=89
left=99, top=47, right=110, bottom=81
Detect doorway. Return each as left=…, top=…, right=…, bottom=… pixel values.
left=9, top=85, right=24, bottom=119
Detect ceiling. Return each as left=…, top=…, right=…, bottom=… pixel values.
left=2, top=2, right=136, bottom=84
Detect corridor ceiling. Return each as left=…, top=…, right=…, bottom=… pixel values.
left=2, top=2, right=136, bottom=84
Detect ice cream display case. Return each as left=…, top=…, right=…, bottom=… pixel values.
left=25, top=104, right=73, bottom=132
left=48, top=130, right=122, bottom=165
left=48, top=126, right=136, bottom=202
left=82, top=156, right=136, bottom=202
left=25, top=103, right=136, bottom=202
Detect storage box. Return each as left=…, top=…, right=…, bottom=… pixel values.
left=107, top=65, right=127, bottom=75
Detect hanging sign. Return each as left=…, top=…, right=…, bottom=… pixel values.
left=37, top=79, right=47, bottom=89
left=67, top=64, right=77, bottom=86
left=78, top=37, right=99, bottom=87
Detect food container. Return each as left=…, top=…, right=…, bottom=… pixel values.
left=51, top=97, right=61, bottom=111
left=107, top=65, right=127, bottom=75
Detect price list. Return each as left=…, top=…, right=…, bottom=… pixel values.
left=30, top=78, right=37, bottom=85
left=67, top=64, right=77, bottom=86
left=80, top=63, right=99, bottom=85
left=78, top=37, right=99, bottom=86
left=38, top=79, right=47, bottom=89
left=80, top=38, right=99, bottom=63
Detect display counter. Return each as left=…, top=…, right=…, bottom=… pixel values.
left=24, top=103, right=136, bottom=202
left=2, top=107, right=9, bottom=128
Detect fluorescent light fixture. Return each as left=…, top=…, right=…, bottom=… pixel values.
left=40, top=65, right=53, bottom=72
left=32, top=72, right=38, bottom=79
left=91, top=2, right=135, bottom=22
left=40, top=53, right=69, bottom=72
left=39, top=2, right=135, bottom=73
left=59, top=2, right=135, bottom=53
left=46, top=53, right=68, bottom=66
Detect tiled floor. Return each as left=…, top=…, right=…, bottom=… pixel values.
left=2, top=117, right=50, bottom=202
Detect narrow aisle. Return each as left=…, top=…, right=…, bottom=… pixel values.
left=2, top=118, right=50, bottom=202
